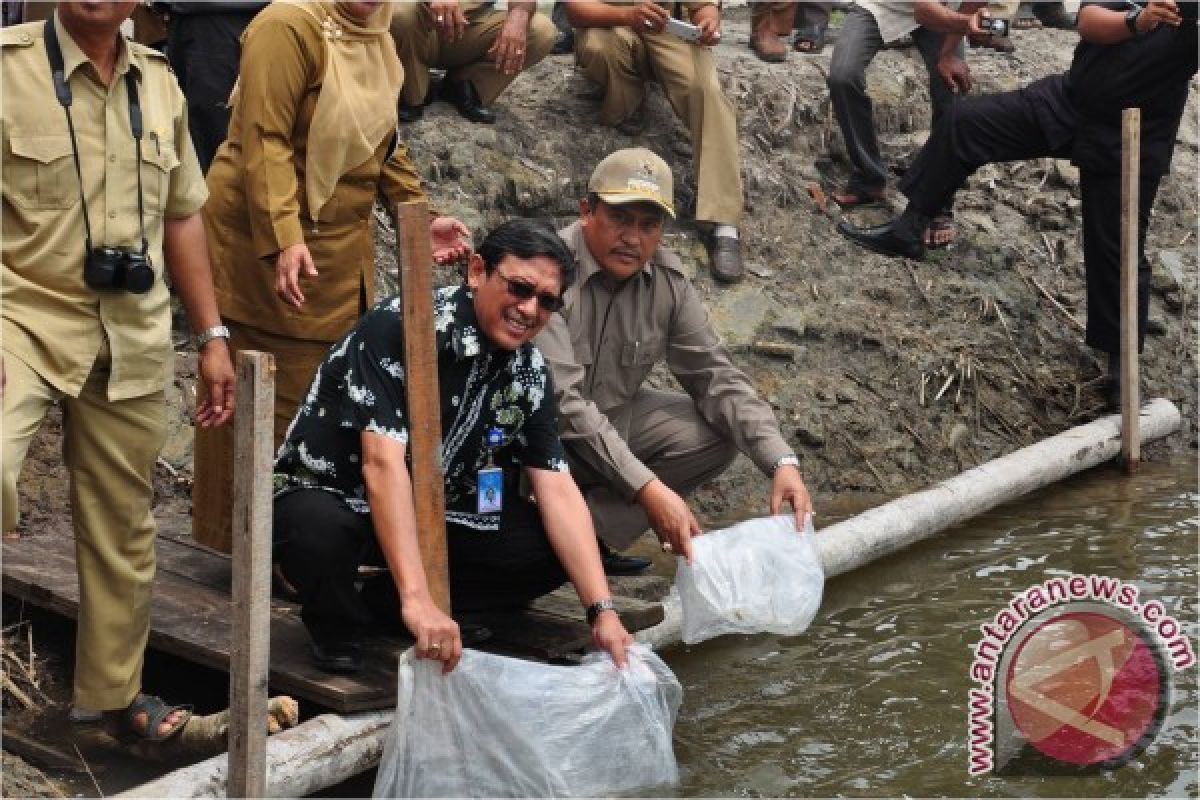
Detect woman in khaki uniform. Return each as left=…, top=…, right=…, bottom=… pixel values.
left=195, top=0, right=469, bottom=552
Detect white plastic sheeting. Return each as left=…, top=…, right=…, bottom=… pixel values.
left=373, top=645, right=682, bottom=798
left=675, top=514, right=824, bottom=644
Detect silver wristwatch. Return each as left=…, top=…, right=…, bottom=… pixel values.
left=195, top=325, right=231, bottom=350
left=772, top=454, right=801, bottom=473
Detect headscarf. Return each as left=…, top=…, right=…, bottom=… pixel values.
left=275, top=1, right=402, bottom=220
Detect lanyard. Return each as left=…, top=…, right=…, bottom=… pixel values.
left=43, top=17, right=148, bottom=257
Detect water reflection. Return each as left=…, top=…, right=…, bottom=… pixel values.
left=659, top=459, right=1198, bottom=798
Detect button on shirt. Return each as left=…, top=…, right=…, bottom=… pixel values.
left=1, top=16, right=208, bottom=400
left=274, top=286, right=570, bottom=533
left=534, top=221, right=793, bottom=501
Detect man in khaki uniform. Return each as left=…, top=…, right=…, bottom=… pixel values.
left=566, top=1, right=746, bottom=283
left=2, top=1, right=234, bottom=741
left=391, top=0, right=556, bottom=124
left=534, top=149, right=812, bottom=575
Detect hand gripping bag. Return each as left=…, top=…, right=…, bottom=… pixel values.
left=373, top=644, right=682, bottom=798
left=675, top=514, right=824, bottom=644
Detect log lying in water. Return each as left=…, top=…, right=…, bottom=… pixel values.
left=119, top=399, right=1181, bottom=798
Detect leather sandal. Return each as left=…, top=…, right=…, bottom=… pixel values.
left=792, top=27, right=826, bottom=54
left=103, top=693, right=192, bottom=743
left=924, top=215, right=956, bottom=249
left=832, top=187, right=887, bottom=208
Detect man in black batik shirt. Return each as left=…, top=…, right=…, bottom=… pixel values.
left=272, top=220, right=632, bottom=675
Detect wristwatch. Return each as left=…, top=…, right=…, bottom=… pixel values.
left=586, top=598, right=616, bottom=626
left=1125, top=6, right=1142, bottom=35
left=772, top=454, right=801, bottom=474
left=195, top=325, right=231, bottom=350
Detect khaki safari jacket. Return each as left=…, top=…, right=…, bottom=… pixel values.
left=1, top=16, right=208, bottom=401
left=535, top=221, right=793, bottom=501
left=204, top=3, right=426, bottom=343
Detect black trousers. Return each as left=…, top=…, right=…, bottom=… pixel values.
left=273, top=489, right=568, bottom=646
left=899, top=80, right=1158, bottom=354
left=167, top=11, right=258, bottom=173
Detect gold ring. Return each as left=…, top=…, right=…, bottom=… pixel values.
left=430, top=642, right=441, bottom=652
left=661, top=541, right=673, bottom=553
left=437, top=15, right=444, bottom=22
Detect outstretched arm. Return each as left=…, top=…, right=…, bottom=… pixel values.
left=1078, top=0, right=1182, bottom=43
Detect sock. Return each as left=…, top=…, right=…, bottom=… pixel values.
left=714, top=224, right=739, bottom=239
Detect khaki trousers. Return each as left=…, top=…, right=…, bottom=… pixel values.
left=2, top=346, right=165, bottom=710
left=567, top=389, right=736, bottom=550
left=191, top=320, right=329, bottom=553
left=390, top=3, right=557, bottom=106
left=575, top=26, right=744, bottom=225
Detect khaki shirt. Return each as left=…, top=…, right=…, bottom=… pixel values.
left=855, top=1, right=920, bottom=44
left=535, top=221, right=792, bottom=500
left=1, top=16, right=208, bottom=400
left=205, top=3, right=425, bottom=341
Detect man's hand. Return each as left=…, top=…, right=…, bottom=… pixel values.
left=937, top=53, right=971, bottom=94
left=489, top=7, right=530, bottom=75
left=1140, top=0, right=1182, bottom=32
left=769, top=464, right=813, bottom=531
left=967, top=7, right=991, bottom=36
left=591, top=609, right=632, bottom=668
left=638, top=479, right=701, bottom=562
left=628, top=1, right=669, bottom=34
left=195, top=339, right=235, bottom=428
left=691, top=4, right=722, bottom=46
left=275, top=242, right=317, bottom=308
left=431, top=216, right=471, bottom=264
left=430, top=0, right=468, bottom=41
left=404, top=592, right=463, bottom=674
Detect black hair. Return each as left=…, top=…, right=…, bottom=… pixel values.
left=477, top=218, right=578, bottom=290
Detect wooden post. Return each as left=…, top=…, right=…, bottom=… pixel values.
left=1120, top=108, right=1141, bottom=473
left=394, top=201, right=450, bottom=614
left=228, top=350, right=275, bottom=798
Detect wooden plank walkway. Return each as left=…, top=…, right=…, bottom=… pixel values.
left=2, top=531, right=666, bottom=714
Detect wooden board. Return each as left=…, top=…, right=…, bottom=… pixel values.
left=3, top=532, right=666, bottom=713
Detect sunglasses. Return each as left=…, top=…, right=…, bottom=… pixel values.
left=493, top=267, right=565, bottom=312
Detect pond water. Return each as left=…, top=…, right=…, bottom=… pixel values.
left=659, top=458, right=1198, bottom=797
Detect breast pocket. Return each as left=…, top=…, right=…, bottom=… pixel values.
left=139, top=133, right=179, bottom=216
left=5, top=135, right=78, bottom=210
left=619, top=335, right=665, bottom=367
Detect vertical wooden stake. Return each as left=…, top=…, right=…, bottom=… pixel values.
left=229, top=350, right=275, bottom=798
left=1120, top=108, right=1141, bottom=473
left=395, top=201, right=450, bottom=614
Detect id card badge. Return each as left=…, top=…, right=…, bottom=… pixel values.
left=477, top=467, right=504, bottom=514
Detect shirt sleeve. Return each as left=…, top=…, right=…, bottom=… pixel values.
left=379, top=137, right=428, bottom=208
left=536, top=312, right=656, bottom=498
left=512, top=357, right=570, bottom=473
left=666, top=278, right=793, bottom=475
left=335, top=308, right=410, bottom=444
left=163, top=71, right=208, bottom=218
left=234, top=12, right=311, bottom=258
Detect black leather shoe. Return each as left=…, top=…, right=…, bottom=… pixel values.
left=439, top=79, right=496, bottom=124
left=311, top=640, right=363, bottom=674
left=597, top=538, right=651, bottom=576
left=398, top=103, right=424, bottom=124
left=837, top=218, right=925, bottom=260
left=708, top=235, right=744, bottom=283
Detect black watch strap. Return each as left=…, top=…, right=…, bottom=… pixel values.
left=586, top=598, right=616, bottom=626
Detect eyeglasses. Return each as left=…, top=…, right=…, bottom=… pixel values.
left=493, top=268, right=565, bottom=312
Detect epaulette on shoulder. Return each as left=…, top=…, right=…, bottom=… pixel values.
left=655, top=247, right=688, bottom=275
left=1, top=23, right=39, bottom=48
left=127, top=39, right=168, bottom=61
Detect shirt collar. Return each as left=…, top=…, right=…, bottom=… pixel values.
left=53, top=12, right=139, bottom=85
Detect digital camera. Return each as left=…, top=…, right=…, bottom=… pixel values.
left=984, top=16, right=1009, bottom=37
left=84, top=246, right=155, bottom=294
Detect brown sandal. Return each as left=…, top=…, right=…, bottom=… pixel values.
left=924, top=215, right=956, bottom=249
left=103, top=693, right=192, bottom=743
left=832, top=187, right=887, bottom=208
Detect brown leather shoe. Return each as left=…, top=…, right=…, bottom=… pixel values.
left=708, top=235, right=744, bottom=284
left=750, top=28, right=787, bottom=63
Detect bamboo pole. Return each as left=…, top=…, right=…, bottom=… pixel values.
left=395, top=201, right=450, bottom=614
left=1120, top=108, right=1142, bottom=473
left=228, top=351, right=275, bottom=798
left=122, top=400, right=1183, bottom=798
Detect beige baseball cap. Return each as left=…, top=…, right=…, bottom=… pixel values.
left=587, top=148, right=675, bottom=218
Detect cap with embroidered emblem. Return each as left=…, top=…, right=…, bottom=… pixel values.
left=587, top=147, right=675, bottom=218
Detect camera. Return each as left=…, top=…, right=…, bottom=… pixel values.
left=983, top=16, right=1009, bottom=37
left=84, top=246, right=155, bottom=294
